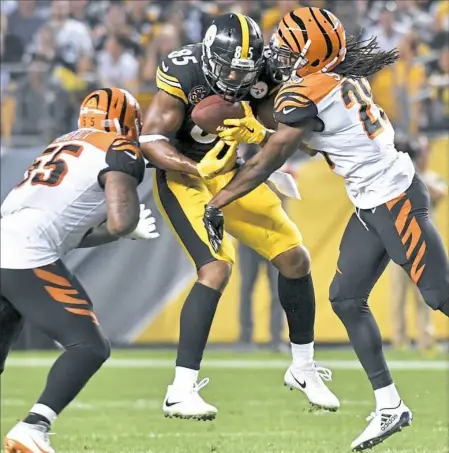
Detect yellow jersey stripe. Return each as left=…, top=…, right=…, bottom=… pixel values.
left=235, top=13, right=249, bottom=58
left=157, top=67, right=181, bottom=84
left=156, top=79, right=188, bottom=104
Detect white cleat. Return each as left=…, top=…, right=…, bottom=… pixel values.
left=4, top=421, right=55, bottom=453
left=351, top=401, right=413, bottom=451
left=163, top=377, right=217, bottom=421
left=284, top=364, right=340, bottom=411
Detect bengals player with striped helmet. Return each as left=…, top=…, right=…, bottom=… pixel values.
left=2, top=87, right=158, bottom=453
left=207, top=6, right=449, bottom=451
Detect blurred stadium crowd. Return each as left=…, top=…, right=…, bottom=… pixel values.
left=1, top=0, right=448, bottom=144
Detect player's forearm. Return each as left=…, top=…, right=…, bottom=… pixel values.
left=209, top=126, right=303, bottom=209
left=141, top=141, right=199, bottom=176
left=77, top=223, right=119, bottom=248
left=208, top=149, right=282, bottom=209
left=103, top=173, right=140, bottom=236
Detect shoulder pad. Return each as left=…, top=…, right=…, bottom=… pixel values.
left=156, top=45, right=202, bottom=105
left=294, top=73, right=341, bottom=105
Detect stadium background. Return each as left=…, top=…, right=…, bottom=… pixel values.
left=1, top=0, right=448, bottom=347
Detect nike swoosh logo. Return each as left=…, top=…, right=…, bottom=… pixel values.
left=162, top=61, right=169, bottom=72
left=31, top=438, right=51, bottom=453
left=290, top=371, right=306, bottom=389
left=165, top=399, right=182, bottom=408
left=125, top=151, right=137, bottom=160
left=283, top=107, right=296, bottom=114
left=246, top=127, right=255, bottom=133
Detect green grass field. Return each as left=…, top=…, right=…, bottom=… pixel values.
left=1, top=349, right=448, bottom=453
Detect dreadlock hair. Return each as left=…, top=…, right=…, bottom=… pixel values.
left=333, top=33, right=399, bottom=79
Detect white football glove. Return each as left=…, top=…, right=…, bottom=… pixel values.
left=126, top=204, right=160, bottom=240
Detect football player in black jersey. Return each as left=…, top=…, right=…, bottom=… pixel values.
left=140, top=13, right=339, bottom=420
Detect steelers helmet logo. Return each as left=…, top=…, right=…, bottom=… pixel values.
left=204, top=24, right=217, bottom=48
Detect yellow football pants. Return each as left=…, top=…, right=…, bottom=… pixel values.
left=153, top=169, right=302, bottom=269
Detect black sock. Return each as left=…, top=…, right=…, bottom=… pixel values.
left=23, top=413, right=50, bottom=425
left=278, top=272, right=315, bottom=345
left=332, top=298, right=392, bottom=390
left=176, top=282, right=221, bottom=370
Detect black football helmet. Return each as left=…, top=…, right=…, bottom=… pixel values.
left=202, top=13, right=264, bottom=102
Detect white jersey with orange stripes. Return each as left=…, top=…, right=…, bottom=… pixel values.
left=274, top=72, right=415, bottom=209
left=1, top=128, right=144, bottom=269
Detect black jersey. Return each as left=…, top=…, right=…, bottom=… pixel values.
left=156, top=43, right=279, bottom=162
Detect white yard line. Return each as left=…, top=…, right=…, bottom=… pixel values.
left=4, top=357, right=449, bottom=370
left=0, top=398, right=372, bottom=409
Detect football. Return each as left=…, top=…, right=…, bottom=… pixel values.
left=191, top=95, right=245, bottom=134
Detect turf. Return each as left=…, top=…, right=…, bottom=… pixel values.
left=1, top=349, right=448, bottom=453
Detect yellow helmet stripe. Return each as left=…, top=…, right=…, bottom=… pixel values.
left=235, top=13, right=249, bottom=58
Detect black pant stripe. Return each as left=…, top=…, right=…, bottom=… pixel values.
left=155, top=170, right=216, bottom=270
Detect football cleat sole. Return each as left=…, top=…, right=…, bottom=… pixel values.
left=164, top=412, right=216, bottom=421
left=352, top=411, right=412, bottom=452
left=4, top=437, right=49, bottom=453
left=284, top=382, right=339, bottom=412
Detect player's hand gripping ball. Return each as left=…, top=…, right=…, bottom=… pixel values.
left=218, top=101, right=267, bottom=145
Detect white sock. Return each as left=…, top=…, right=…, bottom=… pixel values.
left=173, top=366, right=199, bottom=389
left=291, top=341, right=314, bottom=369
left=374, top=383, right=401, bottom=411
left=29, top=404, right=57, bottom=424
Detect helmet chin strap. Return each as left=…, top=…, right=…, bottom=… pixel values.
left=293, top=39, right=312, bottom=71
left=113, top=118, right=122, bottom=135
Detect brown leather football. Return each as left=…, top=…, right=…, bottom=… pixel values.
left=191, top=95, right=245, bottom=134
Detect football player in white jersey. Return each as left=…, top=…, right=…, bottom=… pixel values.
left=203, top=6, right=449, bottom=452
left=1, top=87, right=158, bottom=453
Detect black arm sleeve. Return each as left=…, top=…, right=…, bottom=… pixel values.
left=98, top=139, right=145, bottom=188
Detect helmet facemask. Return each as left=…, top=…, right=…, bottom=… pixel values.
left=202, top=44, right=263, bottom=102
left=267, top=33, right=312, bottom=83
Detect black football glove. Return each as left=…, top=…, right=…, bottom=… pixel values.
left=203, top=205, right=224, bottom=253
